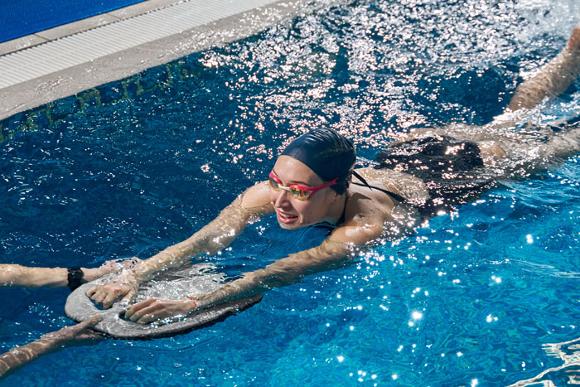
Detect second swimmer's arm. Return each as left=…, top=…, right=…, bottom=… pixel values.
left=0, top=265, right=71, bottom=287
left=0, top=263, right=130, bottom=288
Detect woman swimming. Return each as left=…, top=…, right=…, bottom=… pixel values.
left=1, top=25, right=579, bottom=379
left=84, top=27, right=580, bottom=325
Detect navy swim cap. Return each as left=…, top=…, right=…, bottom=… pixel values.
left=281, top=128, right=356, bottom=194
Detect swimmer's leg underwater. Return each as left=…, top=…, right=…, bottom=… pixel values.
left=392, top=26, right=580, bottom=159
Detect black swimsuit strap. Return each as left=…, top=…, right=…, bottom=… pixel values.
left=350, top=181, right=408, bottom=204
left=337, top=192, right=348, bottom=225
left=319, top=177, right=408, bottom=230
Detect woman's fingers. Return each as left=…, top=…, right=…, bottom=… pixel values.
left=86, top=286, right=108, bottom=303
left=136, top=313, right=158, bottom=324
left=86, top=284, right=131, bottom=308
left=85, top=286, right=96, bottom=297
left=87, top=287, right=105, bottom=304
left=94, top=289, right=110, bottom=305
left=131, top=307, right=158, bottom=324
left=101, top=291, right=120, bottom=309
left=120, top=288, right=137, bottom=305
left=130, top=306, right=158, bottom=324
left=124, top=298, right=190, bottom=324
left=84, top=271, right=139, bottom=308
left=125, top=299, right=156, bottom=321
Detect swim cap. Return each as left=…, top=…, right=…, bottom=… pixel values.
left=281, top=128, right=355, bottom=194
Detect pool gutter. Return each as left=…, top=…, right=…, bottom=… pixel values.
left=0, top=0, right=314, bottom=121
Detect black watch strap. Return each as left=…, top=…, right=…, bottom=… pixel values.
left=67, top=267, right=84, bottom=291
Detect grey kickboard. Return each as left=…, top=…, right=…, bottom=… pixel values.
left=65, top=265, right=260, bottom=339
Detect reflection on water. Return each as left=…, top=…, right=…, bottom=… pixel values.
left=0, top=0, right=579, bottom=385
left=509, top=336, right=580, bottom=386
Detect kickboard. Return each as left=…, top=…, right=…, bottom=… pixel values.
left=65, top=264, right=260, bottom=339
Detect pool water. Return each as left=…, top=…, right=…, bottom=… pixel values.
left=0, top=0, right=579, bottom=385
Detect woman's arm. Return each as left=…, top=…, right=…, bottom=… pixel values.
left=124, top=220, right=385, bottom=324
left=88, top=182, right=273, bottom=308
left=133, top=184, right=272, bottom=283
left=194, top=238, right=355, bottom=309
left=196, top=220, right=384, bottom=309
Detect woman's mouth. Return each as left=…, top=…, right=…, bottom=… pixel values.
left=276, top=210, right=298, bottom=224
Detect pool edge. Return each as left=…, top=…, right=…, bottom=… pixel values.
left=0, top=0, right=319, bottom=121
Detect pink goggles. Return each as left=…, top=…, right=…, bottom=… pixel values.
left=268, top=171, right=338, bottom=201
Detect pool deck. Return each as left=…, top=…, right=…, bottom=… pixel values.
left=0, top=0, right=314, bottom=121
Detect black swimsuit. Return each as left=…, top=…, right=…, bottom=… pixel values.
left=373, top=135, right=492, bottom=216
left=321, top=135, right=490, bottom=229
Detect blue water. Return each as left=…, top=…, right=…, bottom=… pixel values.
left=0, top=0, right=146, bottom=43
left=0, top=0, right=579, bottom=385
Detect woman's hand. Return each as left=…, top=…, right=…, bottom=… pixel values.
left=86, top=270, right=139, bottom=309
left=124, top=298, right=198, bottom=324
left=83, top=257, right=142, bottom=283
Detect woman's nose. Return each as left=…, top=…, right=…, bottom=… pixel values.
left=274, top=189, right=291, bottom=208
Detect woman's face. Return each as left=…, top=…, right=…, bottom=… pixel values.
left=269, top=155, right=340, bottom=230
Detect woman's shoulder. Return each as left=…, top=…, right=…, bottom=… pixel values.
left=352, top=167, right=429, bottom=207
left=240, top=181, right=274, bottom=214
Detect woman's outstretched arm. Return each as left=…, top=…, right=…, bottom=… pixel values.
left=87, top=182, right=274, bottom=309
left=123, top=210, right=390, bottom=324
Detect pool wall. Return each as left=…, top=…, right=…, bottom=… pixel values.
left=0, top=57, right=205, bottom=144
left=0, top=0, right=328, bottom=122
